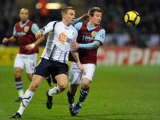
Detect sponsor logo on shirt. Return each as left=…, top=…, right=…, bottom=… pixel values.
left=58, top=33, right=68, bottom=44
left=82, top=35, right=94, bottom=41
left=17, top=32, right=26, bottom=36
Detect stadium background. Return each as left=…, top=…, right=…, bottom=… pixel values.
left=0, top=0, right=160, bottom=120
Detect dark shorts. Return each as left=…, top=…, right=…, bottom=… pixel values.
left=34, top=58, right=69, bottom=78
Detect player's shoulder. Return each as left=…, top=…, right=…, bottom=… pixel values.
left=46, top=21, right=58, bottom=27
left=15, top=21, right=20, bottom=26
left=70, top=25, right=78, bottom=33
left=97, top=25, right=105, bottom=30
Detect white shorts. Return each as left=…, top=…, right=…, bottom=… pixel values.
left=70, top=62, right=96, bottom=85
left=14, top=53, right=38, bottom=74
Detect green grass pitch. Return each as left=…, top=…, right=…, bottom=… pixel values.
left=0, top=66, right=160, bottom=120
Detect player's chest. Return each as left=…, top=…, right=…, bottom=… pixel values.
left=16, top=25, right=30, bottom=36
left=55, top=27, right=74, bottom=44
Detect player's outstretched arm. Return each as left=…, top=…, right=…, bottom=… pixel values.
left=25, top=36, right=45, bottom=50
left=74, top=14, right=89, bottom=24
left=71, top=41, right=100, bottom=50
left=2, top=36, right=16, bottom=44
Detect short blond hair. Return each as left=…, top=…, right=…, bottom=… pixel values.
left=61, top=6, right=76, bottom=15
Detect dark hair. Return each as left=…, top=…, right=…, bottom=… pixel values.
left=88, top=7, right=103, bottom=16
left=61, top=6, right=76, bottom=15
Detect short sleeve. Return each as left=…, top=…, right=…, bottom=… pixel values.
left=40, top=21, right=56, bottom=35
left=13, top=25, right=17, bottom=37
left=31, top=23, right=39, bottom=34
left=74, top=22, right=83, bottom=31
left=94, top=29, right=106, bottom=44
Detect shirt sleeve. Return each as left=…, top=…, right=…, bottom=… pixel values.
left=74, top=22, right=83, bottom=31
left=31, top=23, right=39, bottom=34
left=40, top=21, right=56, bottom=35
left=94, top=29, right=106, bottom=45
left=73, top=18, right=81, bottom=25
left=79, top=41, right=100, bottom=50
left=13, top=25, right=17, bottom=37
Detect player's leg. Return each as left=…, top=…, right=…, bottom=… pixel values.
left=14, top=54, right=25, bottom=102
left=67, top=62, right=82, bottom=115
left=46, top=74, right=68, bottom=109
left=10, top=58, right=50, bottom=119
left=73, top=64, right=96, bottom=116
left=10, top=74, right=45, bottom=119
left=67, top=84, right=79, bottom=115
left=46, top=74, right=52, bottom=86
left=25, top=53, right=37, bottom=81
left=46, top=62, right=69, bottom=109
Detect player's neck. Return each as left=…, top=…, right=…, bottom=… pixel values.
left=20, top=19, right=28, bottom=24
left=62, top=20, right=70, bottom=26
left=88, top=21, right=97, bottom=27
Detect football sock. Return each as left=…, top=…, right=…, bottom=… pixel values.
left=17, top=89, right=34, bottom=115
left=48, top=85, right=61, bottom=96
left=67, top=91, right=75, bottom=108
left=15, top=77, right=24, bottom=97
left=78, top=88, right=90, bottom=104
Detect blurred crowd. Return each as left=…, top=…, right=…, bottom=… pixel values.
left=0, top=0, right=160, bottom=48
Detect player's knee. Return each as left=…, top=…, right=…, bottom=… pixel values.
left=58, top=83, right=67, bottom=91
left=27, top=74, right=33, bottom=81
left=29, top=82, right=39, bottom=92
left=14, top=71, right=21, bottom=78
left=82, top=83, right=89, bottom=91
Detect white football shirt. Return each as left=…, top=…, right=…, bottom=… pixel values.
left=40, top=21, right=78, bottom=64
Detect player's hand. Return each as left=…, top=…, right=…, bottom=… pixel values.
left=2, top=37, right=9, bottom=44
left=77, top=62, right=85, bottom=73
left=35, top=31, right=43, bottom=39
left=80, top=14, right=89, bottom=21
left=71, top=41, right=80, bottom=50
left=25, top=43, right=36, bottom=50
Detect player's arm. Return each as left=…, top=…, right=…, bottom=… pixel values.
left=25, top=36, right=45, bottom=50
left=25, top=23, right=45, bottom=50
left=71, top=51, right=84, bottom=72
left=71, top=30, right=84, bottom=72
left=73, top=14, right=89, bottom=24
left=2, top=36, right=16, bottom=44
left=35, top=21, right=56, bottom=39
left=2, top=25, right=17, bottom=44
left=71, top=29, right=105, bottom=50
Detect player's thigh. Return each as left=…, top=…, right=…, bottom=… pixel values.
left=25, top=53, right=37, bottom=74
left=70, top=62, right=82, bottom=85
left=34, top=58, right=51, bottom=78
left=82, top=64, right=96, bottom=82
left=55, top=74, right=68, bottom=89
left=29, top=74, right=45, bottom=91
left=14, top=54, right=24, bottom=69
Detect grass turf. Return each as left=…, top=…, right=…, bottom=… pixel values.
left=0, top=66, right=160, bottom=120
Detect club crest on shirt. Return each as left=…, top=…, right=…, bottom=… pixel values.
left=91, top=31, right=97, bottom=37
left=24, top=26, right=29, bottom=33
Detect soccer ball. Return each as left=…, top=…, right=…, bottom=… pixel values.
left=124, top=11, right=140, bottom=26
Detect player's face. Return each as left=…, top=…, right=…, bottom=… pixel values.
left=90, top=11, right=102, bottom=25
left=19, top=9, right=29, bottom=22
left=63, top=9, right=76, bottom=25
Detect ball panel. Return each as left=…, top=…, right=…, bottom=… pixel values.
left=135, top=16, right=140, bottom=25
left=124, top=11, right=140, bottom=26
